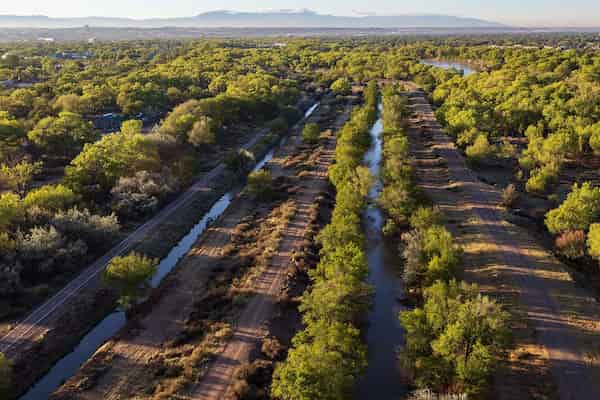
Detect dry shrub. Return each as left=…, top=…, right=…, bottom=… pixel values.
left=555, top=230, right=586, bottom=259
left=261, top=337, right=284, bottom=360
left=501, top=184, right=519, bottom=208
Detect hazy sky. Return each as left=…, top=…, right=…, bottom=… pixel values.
left=1, top=0, right=599, bottom=27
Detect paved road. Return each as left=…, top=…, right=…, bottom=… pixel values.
left=0, top=125, right=273, bottom=359
left=407, top=89, right=600, bottom=400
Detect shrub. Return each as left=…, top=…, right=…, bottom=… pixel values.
left=247, top=170, right=274, bottom=200
left=302, top=123, right=320, bottom=144
left=23, top=184, right=77, bottom=212
left=110, top=170, right=179, bottom=219
left=187, top=116, right=216, bottom=146
left=545, top=182, right=600, bottom=234
left=330, top=78, right=352, bottom=95
left=225, top=149, right=255, bottom=178
left=52, top=207, right=120, bottom=249
left=555, top=230, right=586, bottom=259
left=465, top=134, right=495, bottom=163
left=525, top=163, right=559, bottom=194
left=587, top=224, right=600, bottom=261
left=17, top=226, right=87, bottom=278
left=102, top=252, right=158, bottom=309
left=501, top=184, right=518, bottom=208
left=0, top=192, right=22, bottom=229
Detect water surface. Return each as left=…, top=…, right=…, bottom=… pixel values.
left=355, top=103, right=409, bottom=399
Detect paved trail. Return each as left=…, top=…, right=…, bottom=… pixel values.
left=406, top=89, right=600, bottom=400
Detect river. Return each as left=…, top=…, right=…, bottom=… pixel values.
left=20, top=101, right=320, bottom=400
left=421, top=59, right=477, bottom=76
left=354, top=103, right=409, bottom=399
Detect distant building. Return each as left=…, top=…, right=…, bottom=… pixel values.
left=37, top=37, right=55, bottom=42
left=53, top=51, right=94, bottom=60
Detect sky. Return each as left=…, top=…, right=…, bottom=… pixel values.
left=0, top=0, right=599, bottom=27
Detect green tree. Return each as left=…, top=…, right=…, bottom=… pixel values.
left=545, top=182, right=600, bottom=234
left=0, top=192, right=22, bottom=230
left=0, top=111, right=25, bottom=161
left=302, top=123, right=320, bottom=144
left=247, top=170, right=273, bottom=200
left=0, top=160, right=42, bottom=197
left=27, top=112, right=96, bottom=161
left=330, top=78, right=352, bottom=95
left=271, top=321, right=366, bottom=400
left=23, top=184, right=77, bottom=212
left=399, top=280, right=509, bottom=394
left=187, top=115, right=216, bottom=147
left=102, top=252, right=158, bottom=308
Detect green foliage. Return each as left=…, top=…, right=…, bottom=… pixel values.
left=271, top=321, right=366, bottom=400
left=545, top=182, right=600, bottom=234
left=465, top=134, right=495, bottom=163
left=225, top=149, right=255, bottom=178
left=247, top=170, right=273, bottom=200
left=587, top=224, right=600, bottom=261
left=0, top=192, right=22, bottom=230
left=187, top=115, right=216, bottom=147
left=399, top=280, right=509, bottom=394
left=27, top=112, right=96, bottom=161
left=0, top=161, right=42, bottom=196
left=0, top=111, right=25, bottom=160
left=23, top=184, right=77, bottom=213
left=302, top=123, right=320, bottom=144
left=102, top=252, right=158, bottom=309
left=330, top=78, right=352, bottom=95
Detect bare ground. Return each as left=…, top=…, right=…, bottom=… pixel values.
left=405, top=88, right=600, bottom=400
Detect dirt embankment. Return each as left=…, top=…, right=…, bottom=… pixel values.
left=50, top=97, right=350, bottom=400
left=405, top=88, right=600, bottom=400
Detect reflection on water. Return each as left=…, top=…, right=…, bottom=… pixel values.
left=421, top=59, right=476, bottom=76
left=21, top=102, right=320, bottom=400
left=354, top=103, right=408, bottom=399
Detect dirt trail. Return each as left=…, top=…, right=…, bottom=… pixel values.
left=406, top=89, right=600, bottom=400
left=189, top=106, right=350, bottom=400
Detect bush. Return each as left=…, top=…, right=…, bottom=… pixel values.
left=555, top=230, right=586, bottom=259
left=501, top=184, right=518, bottom=208
left=0, top=192, right=22, bottom=229
left=330, top=78, right=352, bottom=95
left=110, top=170, right=179, bottom=219
left=52, top=207, right=120, bottom=248
left=302, top=123, right=320, bottom=144
left=465, top=134, right=495, bottom=163
left=587, top=224, right=600, bottom=261
left=545, top=182, right=600, bottom=234
left=17, top=226, right=87, bottom=278
left=225, top=149, right=255, bottom=178
left=23, top=184, right=77, bottom=212
left=247, top=170, right=274, bottom=200
left=102, top=252, right=158, bottom=309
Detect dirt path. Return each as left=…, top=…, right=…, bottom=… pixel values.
left=188, top=105, right=350, bottom=400
left=406, top=89, right=600, bottom=400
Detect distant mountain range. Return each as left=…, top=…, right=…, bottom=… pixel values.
left=0, top=10, right=506, bottom=29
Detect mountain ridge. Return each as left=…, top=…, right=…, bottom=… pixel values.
left=0, top=10, right=507, bottom=28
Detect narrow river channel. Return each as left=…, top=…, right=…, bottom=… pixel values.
left=21, top=102, right=320, bottom=400
left=355, top=103, right=409, bottom=399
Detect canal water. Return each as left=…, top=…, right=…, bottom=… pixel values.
left=355, top=103, right=409, bottom=399
left=21, top=102, right=320, bottom=400
left=421, top=59, right=476, bottom=76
